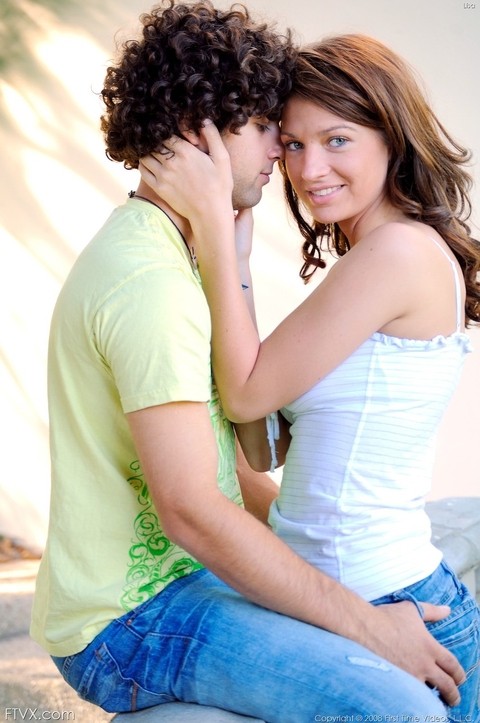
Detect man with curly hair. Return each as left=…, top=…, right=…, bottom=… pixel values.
left=31, top=1, right=461, bottom=720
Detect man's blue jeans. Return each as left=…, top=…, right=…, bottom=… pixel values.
left=372, top=559, right=479, bottom=723
left=52, top=568, right=450, bottom=721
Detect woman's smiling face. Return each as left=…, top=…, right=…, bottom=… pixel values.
left=281, top=96, right=391, bottom=239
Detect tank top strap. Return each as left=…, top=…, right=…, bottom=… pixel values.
left=428, top=237, right=463, bottom=332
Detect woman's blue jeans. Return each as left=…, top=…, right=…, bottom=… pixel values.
left=50, top=567, right=458, bottom=721
left=371, top=559, right=479, bottom=723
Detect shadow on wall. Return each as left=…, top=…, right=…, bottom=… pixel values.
left=0, top=0, right=139, bottom=550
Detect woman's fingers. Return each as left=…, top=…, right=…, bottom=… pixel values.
left=138, top=123, right=233, bottom=220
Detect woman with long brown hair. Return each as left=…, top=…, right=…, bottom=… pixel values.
left=140, top=33, right=480, bottom=719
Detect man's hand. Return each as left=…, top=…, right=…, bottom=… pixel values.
left=370, top=600, right=465, bottom=708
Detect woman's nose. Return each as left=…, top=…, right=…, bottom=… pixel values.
left=301, top=150, right=330, bottom=180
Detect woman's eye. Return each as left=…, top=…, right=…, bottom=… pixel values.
left=329, top=136, right=348, bottom=148
left=283, top=140, right=302, bottom=151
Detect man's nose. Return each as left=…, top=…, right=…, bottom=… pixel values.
left=268, top=126, right=284, bottom=161
left=269, top=143, right=284, bottom=162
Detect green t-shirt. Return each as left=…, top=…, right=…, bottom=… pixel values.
left=31, top=199, right=242, bottom=656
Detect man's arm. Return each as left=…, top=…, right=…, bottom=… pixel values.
left=127, top=401, right=464, bottom=706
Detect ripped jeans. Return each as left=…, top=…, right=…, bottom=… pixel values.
left=52, top=568, right=448, bottom=721
left=372, top=559, right=479, bottom=723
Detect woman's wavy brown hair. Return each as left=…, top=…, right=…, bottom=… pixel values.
left=280, top=34, right=480, bottom=325
left=101, top=0, right=296, bottom=170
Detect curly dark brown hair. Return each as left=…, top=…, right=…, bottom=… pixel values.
left=100, top=0, right=296, bottom=170
left=281, top=34, right=480, bottom=325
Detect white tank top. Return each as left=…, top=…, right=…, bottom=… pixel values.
left=269, top=239, right=472, bottom=600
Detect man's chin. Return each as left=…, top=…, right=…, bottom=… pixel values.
left=232, top=192, right=262, bottom=211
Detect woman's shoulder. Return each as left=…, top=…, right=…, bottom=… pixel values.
left=362, top=220, right=437, bottom=245
left=357, top=221, right=445, bottom=265
left=329, top=222, right=430, bottom=296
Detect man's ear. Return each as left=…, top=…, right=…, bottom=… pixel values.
left=180, top=126, right=209, bottom=154
left=181, top=128, right=201, bottom=146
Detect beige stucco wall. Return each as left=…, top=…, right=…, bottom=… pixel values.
left=1, top=0, right=478, bottom=549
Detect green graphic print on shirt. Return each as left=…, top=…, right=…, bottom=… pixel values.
left=120, top=458, right=203, bottom=610
left=120, top=386, right=243, bottom=611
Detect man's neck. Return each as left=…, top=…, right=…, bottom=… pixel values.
left=133, top=182, right=192, bottom=243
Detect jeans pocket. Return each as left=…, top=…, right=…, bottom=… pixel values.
left=390, top=563, right=479, bottom=677
left=74, top=641, right=173, bottom=713
left=426, top=594, right=480, bottom=723
left=426, top=593, right=479, bottom=684
left=388, top=564, right=479, bottom=720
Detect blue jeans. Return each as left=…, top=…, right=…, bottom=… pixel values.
left=52, top=568, right=447, bottom=721
left=372, top=559, right=479, bottom=723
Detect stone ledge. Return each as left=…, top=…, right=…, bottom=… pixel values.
left=113, top=703, right=264, bottom=722
left=426, top=496, right=480, bottom=599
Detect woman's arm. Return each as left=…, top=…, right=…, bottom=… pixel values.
left=231, top=207, right=291, bottom=469
left=139, top=125, right=420, bottom=422
left=235, top=438, right=279, bottom=523
left=234, top=411, right=291, bottom=472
